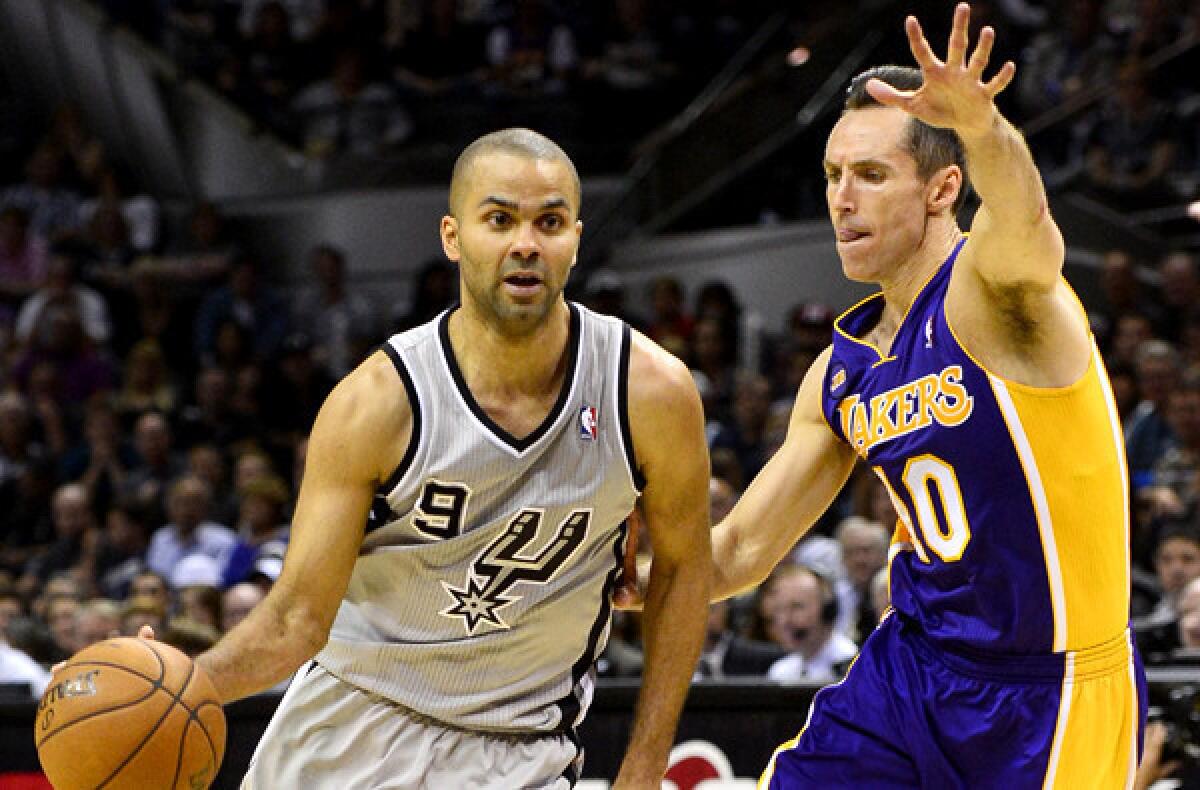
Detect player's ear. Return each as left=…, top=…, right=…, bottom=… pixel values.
left=570, top=220, right=583, bottom=268
left=927, top=165, right=961, bottom=216
left=440, top=215, right=461, bottom=262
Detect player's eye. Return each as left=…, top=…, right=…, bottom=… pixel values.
left=862, top=168, right=885, bottom=183
left=486, top=212, right=512, bottom=228
left=824, top=169, right=840, bottom=183
left=538, top=214, right=565, bottom=231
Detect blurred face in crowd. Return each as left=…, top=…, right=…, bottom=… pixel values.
left=1179, top=578, right=1200, bottom=648
left=134, top=413, right=171, bottom=466
left=167, top=476, right=212, bottom=532
left=52, top=484, right=93, bottom=539
left=75, top=605, right=120, bottom=648
left=221, top=582, right=266, bottom=633
left=129, top=572, right=170, bottom=612
left=1156, top=536, right=1200, bottom=600
left=839, top=520, right=889, bottom=590
left=47, top=596, right=80, bottom=654
left=1167, top=389, right=1200, bottom=450
left=771, top=568, right=830, bottom=655
left=1136, top=352, right=1178, bottom=410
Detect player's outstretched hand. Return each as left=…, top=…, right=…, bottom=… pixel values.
left=867, top=3, right=1015, bottom=139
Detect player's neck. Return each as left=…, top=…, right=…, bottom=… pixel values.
left=875, top=224, right=963, bottom=347
left=448, top=301, right=572, bottom=398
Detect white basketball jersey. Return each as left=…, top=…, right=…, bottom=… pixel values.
left=315, top=303, right=641, bottom=733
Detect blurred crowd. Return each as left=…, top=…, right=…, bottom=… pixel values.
left=1, top=0, right=1200, bottom=699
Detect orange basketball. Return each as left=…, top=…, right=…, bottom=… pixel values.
left=34, top=637, right=226, bottom=790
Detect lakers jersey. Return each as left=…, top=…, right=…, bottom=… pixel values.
left=821, top=239, right=1130, bottom=655
left=315, top=303, right=641, bottom=733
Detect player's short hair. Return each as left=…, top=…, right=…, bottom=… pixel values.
left=449, top=128, right=581, bottom=216
left=843, top=65, right=971, bottom=214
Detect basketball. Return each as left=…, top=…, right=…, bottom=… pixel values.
left=34, top=637, right=226, bottom=790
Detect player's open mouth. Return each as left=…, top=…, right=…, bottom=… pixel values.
left=504, top=274, right=542, bottom=286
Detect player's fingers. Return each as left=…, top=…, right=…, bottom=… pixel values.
left=865, top=77, right=913, bottom=109
left=985, top=61, right=1016, bottom=96
left=905, top=15, right=941, bottom=70
left=138, top=624, right=156, bottom=641
left=967, top=26, right=994, bottom=78
left=946, top=3, right=971, bottom=67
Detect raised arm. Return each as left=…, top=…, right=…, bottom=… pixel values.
left=196, top=352, right=410, bottom=703
left=712, top=347, right=857, bottom=599
left=868, top=4, right=1089, bottom=378
left=617, top=332, right=712, bottom=788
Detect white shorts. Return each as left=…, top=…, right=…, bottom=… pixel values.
left=242, top=663, right=581, bottom=789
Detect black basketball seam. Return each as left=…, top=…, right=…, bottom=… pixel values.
left=168, top=658, right=197, bottom=789
left=95, top=640, right=176, bottom=789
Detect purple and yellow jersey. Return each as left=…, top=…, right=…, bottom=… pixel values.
left=820, top=239, right=1130, bottom=655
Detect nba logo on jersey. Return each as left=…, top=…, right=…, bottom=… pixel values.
left=579, top=406, right=598, bottom=440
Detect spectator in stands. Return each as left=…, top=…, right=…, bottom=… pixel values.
left=1135, top=525, right=1200, bottom=660
left=44, top=592, right=81, bottom=662
left=171, top=554, right=223, bottom=629
left=1016, top=0, right=1118, bottom=122
left=59, top=396, right=134, bottom=512
left=1126, top=340, right=1181, bottom=492
left=163, top=616, right=221, bottom=657
left=221, top=580, right=266, bottom=633
left=645, top=276, right=693, bottom=359
left=17, top=483, right=98, bottom=601
left=1081, top=58, right=1179, bottom=210
left=0, top=207, right=48, bottom=311
left=113, top=339, right=178, bottom=423
left=391, top=0, right=488, bottom=99
left=184, top=443, right=237, bottom=527
left=393, top=257, right=456, bottom=332
left=1091, top=249, right=1163, bottom=347
left=835, top=516, right=889, bottom=643
left=1109, top=312, right=1156, bottom=369
left=78, top=166, right=161, bottom=256
left=1140, top=375, right=1200, bottom=527
left=292, top=48, right=413, bottom=158
left=175, top=366, right=255, bottom=451
left=691, top=317, right=738, bottom=427
left=583, top=0, right=676, bottom=102
left=0, top=392, right=45, bottom=502
left=120, top=594, right=168, bottom=638
left=696, top=598, right=786, bottom=679
left=122, top=410, right=184, bottom=515
left=127, top=568, right=172, bottom=616
left=221, top=473, right=291, bottom=588
left=135, top=200, right=236, bottom=290
left=91, top=500, right=150, bottom=600
left=0, top=456, right=56, bottom=578
left=240, top=1, right=308, bottom=132
left=0, top=143, right=82, bottom=243
left=484, top=0, right=580, bottom=97
left=1156, top=251, right=1200, bottom=344
left=194, top=254, right=290, bottom=364
left=765, top=564, right=858, bottom=684
left=14, top=251, right=112, bottom=350
left=239, top=0, right=323, bottom=41
left=0, top=621, right=50, bottom=697
left=710, top=373, right=774, bottom=484
left=291, top=243, right=376, bottom=378
left=144, top=474, right=236, bottom=581
left=44, top=102, right=106, bottom=191
left=74, top=597, right=121, bottom=648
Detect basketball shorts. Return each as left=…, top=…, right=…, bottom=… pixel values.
left=760, top=613, right=1146, bottom=789
left=242, top=662, right=582, bottom=789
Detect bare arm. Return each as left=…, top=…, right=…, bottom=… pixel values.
left=614, top=332, right=712, bottom=788
left=870, top=3, right=1087, bottom=381
left=712, top=347, right=857, bottom=599
left=196, top=352, right=409, bottom=703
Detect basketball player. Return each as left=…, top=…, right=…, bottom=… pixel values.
left=707, top=5, right=1143, bottom=786
left=191, top=129, right=713, bottom=788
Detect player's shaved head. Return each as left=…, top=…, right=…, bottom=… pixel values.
left=448, top=128, right=581, bottom=216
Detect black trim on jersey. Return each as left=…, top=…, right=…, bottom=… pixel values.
left=379, top=340, right=422, bottom=490
left=438, top=302, right=582, bottom=453
left=617, top=324, right=647, bottom=491
left=552, top=518, right=628, bottom=732
left=560, top=728, right=582, bottom=787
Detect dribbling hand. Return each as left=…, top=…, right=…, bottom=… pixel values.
left=866, top=3, right=1015, bottom=140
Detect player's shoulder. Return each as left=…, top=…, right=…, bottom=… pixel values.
left=626, top=328, right=698, bottom=404
left=321, top=349, right=414, bottom=438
